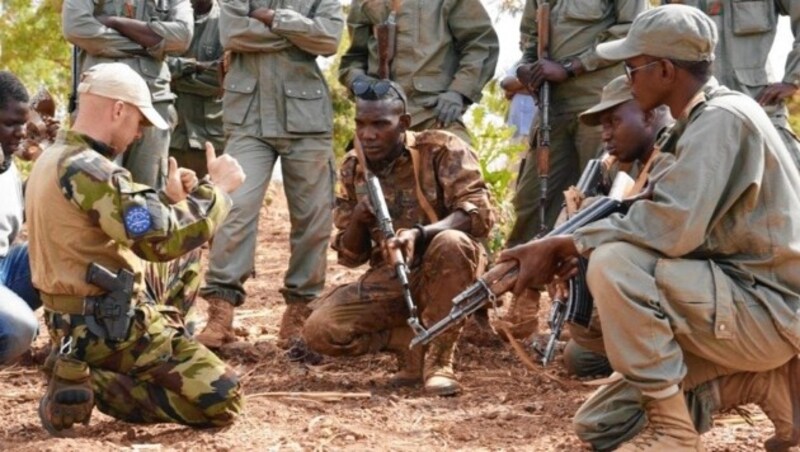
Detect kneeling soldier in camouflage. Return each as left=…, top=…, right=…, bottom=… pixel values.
left=25, top=63, right=245, bottom=433
left=303, top=81, right=493, bottom=396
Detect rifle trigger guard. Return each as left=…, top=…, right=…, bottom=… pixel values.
left=480, top=280, right=499, bottom=313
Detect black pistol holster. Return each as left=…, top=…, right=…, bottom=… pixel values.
left=84, top=263, right=135, bottom=342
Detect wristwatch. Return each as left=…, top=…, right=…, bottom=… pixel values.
left=562, top=59, right=577, bottom=78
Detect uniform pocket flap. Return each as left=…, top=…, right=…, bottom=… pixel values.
left=412, top=75, right=451, bottom=94
left=284, top=82, right=325, bottom=100
left=734, top=67, right=768, bottom=87
left=224, top=74, right=256, bottom=94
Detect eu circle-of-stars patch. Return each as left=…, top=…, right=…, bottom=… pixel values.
left=124, top=205, right=153, bottom=237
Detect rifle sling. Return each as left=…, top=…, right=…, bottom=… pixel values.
left=407, top=146, right=440, bottom=224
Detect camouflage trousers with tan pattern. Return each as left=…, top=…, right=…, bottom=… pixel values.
left=44, top=250, right=243, bottom=427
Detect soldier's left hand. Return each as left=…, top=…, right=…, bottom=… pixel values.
left=384, top=228, right=420, bottom=265
left=757, top=82, right=798, bottom=106
left=530, top=59, right=569, bottom=88
left=250, top=7, right=275, bottom=26
left=426, top=91, right=464, bottom=128
left=164, top=157, right=197, bottom=204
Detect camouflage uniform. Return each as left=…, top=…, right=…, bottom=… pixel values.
left=662, top=0, right=800, bottom=169
left=25, top=131, right=242, bottom=427
left=303, top=130, right=492, bottom=382
left=508, top=0, right=648, bottom=244
left=199, top=0, right=344, bottom=308
left=338, top=0, right=500, bottom=143
left=167, top=1, right=225, bottom=178
left=62, top=0, right=194, bottom=188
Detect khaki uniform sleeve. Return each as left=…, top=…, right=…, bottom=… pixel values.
left=576, top=0, right=647, bottom=72
left=778, top=0, right=800, bottom=86
left=436, top=138, right=494, bottom=239
left=59, top=150, right=232, bottom=262
left=168, top=56, right=198, bottom=78
left=62, top=0, right=142, bottom=57
left=338, top=4, right=371, bottom=88
left=445, top=0, right=500, bottom=103
left=519, top=0, right=539, bottom=65
left=332, top=155, right=371, bottom=267
left=145, top=0, right=194, bottom=60
left=219, top=0, right=291, bottom=53
left=573, top=107, right=752, bottom=257
left=270, top=0, right=344, bottom=57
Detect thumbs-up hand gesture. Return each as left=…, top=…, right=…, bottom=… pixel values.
left=164, top=157, right=198, bottom=204
left=206, top=142, right=246, bottom=194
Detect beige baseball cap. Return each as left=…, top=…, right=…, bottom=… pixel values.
left=596, top=5, right=717, bottom=63
left=77, top=62, right=168, bottom=130
left=579, top=76, right=634, bottom=126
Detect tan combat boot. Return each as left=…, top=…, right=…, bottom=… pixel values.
left=195, top=296, right=236, bottom=349
left=499, top=288, right=540, bottom=341
left=277, top=302, right=312, bottom=349
left=423, top=331, right=460, bottom=396
left=385, top=328, right=424, bottom=387
left=617, top=391, right=703, bottom=451
left=712, top=356, right=800, bottom=452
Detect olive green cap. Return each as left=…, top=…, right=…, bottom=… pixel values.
left=579, top=76, right=634, bottom=126
left=596, top=5, right=717, bottom=63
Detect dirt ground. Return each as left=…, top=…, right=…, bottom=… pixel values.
left=0, top=184, right=784, bottom=451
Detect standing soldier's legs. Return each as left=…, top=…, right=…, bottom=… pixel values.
left=123, top=102, right=172, bottom=189
left=411, top=117, right=471, bottom=145
left=198, top=134, right=278, bottom=348
left=415, top=230, right=486, bottom=395
left=274, top=137, right=335, bottom=346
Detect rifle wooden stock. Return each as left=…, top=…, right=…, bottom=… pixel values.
left=375, top=22, right=396, bottom=80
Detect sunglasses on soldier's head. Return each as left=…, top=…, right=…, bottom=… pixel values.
left=352, top=79, right=407, bottom=113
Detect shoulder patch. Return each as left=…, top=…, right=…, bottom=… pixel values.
left=123, top=205, right=153, bottom=237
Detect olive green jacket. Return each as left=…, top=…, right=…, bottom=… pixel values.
left=220, top=0, right=344, bottom=138
left=63, top=0, right=194, bottom=103
left=519, top=0, right=648, bottom=113
left=168, top=2, right=225, bottom=150
left=338, top=0, right=499, bottom=128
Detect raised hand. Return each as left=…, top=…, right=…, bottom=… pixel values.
left=206, top=141, right=246, bottom=194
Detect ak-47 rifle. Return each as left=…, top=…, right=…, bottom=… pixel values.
left=353, top=136, right=426, bottom=336
left=410, top=171, right=637, bottom=350
left=375, top=0, right=400, bottom=79
left=536, top=1, right=551, bottom=235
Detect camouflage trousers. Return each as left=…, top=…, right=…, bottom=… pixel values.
left=303, top=230, right=486, bottom=357
left=44, top=251, right=243, bottom=427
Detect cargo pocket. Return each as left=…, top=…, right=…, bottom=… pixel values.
left=563, top=0, right=608, bottom=21
left=731, top=0, right=774, bottom=35
left=130, top=304, right=176, bottom=379
left=222, top=74, right=256, bottom=126
left=284, top=81, right=331, bottom=134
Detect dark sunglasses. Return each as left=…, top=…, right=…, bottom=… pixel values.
left=352, top=79, right=407, bottom=113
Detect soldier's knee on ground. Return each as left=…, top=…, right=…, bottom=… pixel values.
left=563, top=339, right=612, bottom=378
left=198, top=372, right=243, bottom=427
left=423, top=230, right=475, bottom=262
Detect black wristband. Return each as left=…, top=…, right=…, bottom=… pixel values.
left=562, top=59, right=576, bottom=78
left=413, top=223, right=427, bottom=248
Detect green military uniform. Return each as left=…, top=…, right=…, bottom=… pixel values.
left=199, top=0, right=344, bottom=307
left=303, top=130, right=493, bottom=386
left=508, top=0, right=648, bottom=245
left=572, top=82, right=800, bottom=450
left=663, top=0, right=800, bottom=169
left=25, top=131, right=242, bottom=427
left=62, top=0, right=194, bottom=188
left=338, top=0, right=500, bottom=143
left=167, top=1, right=225, bottom=178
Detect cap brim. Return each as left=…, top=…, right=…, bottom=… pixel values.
left=596, top=38, right=642, bottom=62
left=579, top=97, right=633, bottom=126
left=138, top=105, right=169, bottom=130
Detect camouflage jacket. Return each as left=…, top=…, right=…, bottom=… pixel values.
left=219, top=0, right=344, bottom=138
left=25, top=131, right=232, bottom=297
left=519, top=0, right=647, bottom=112
left=333, top=130, right=494, bottom=268
left=338, top=0, right=499, bottom=128
left=63, top=0, right=194, bottom=103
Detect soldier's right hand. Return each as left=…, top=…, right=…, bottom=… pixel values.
left=516, top=63, right=538, bottom=92
left=39, top=356, right=94, bottom=436
left=206, top=142, right=246, bottom=194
